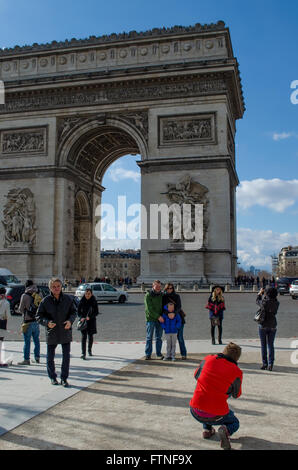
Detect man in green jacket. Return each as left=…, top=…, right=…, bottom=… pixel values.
left=144, top=280, right=164, bottom=360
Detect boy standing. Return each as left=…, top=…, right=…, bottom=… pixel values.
left=161, top=302, right=182, bottom=361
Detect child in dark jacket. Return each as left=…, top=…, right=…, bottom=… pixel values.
left=161, top=302, right=182, bottom=361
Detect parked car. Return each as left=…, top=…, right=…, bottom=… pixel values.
left=6, top=284, right=50, bottom=315
left=75, top=282, right=128, bottom=304
left=276, top=277, right=298, bottom=295
left=0, top=268, right=20, bottom=286
left=289, top=280, right=298, bottom=299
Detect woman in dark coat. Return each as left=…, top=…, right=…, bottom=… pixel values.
left=78, top=288, right=99, bottom=359
left=206, top=286, right=225, bottom=345
left=256, top=287, right=279, bottom=371
left=163, top=283, right=187, bottom=359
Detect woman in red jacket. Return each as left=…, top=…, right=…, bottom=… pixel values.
left=189, top=342, right=243, bottom=450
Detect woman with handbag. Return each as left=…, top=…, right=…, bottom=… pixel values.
left=0, top=287, right=10, bottom=367
left=256, top=287, right=279, bottom=371
left=78, top=288, right=99, bottom=359
left=206, top=286, right=225, bottom=345
left=163, top=283, right=187, bottom=359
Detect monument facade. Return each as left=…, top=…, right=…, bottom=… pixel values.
left=0, top=21, right=245, bottom=284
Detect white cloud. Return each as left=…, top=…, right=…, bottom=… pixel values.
left=108, top=167, right=140, bottom=183
left=237, top=228, right=298, bottom=270
left=272, top=132, right=293, bottom=141
left=237, top=178, right=298, bottom=213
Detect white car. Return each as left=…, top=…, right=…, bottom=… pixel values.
left=75, top=282, right=128, bottom=304
left=289, top=280, right=298, bottom=299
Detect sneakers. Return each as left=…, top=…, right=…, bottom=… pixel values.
left=61, top=379, right=70, bottom=388
left=218, top=425, right=231, bottom=450
left=51, top=378, right=59, bottom=385
left=18, top=359, right=30, bottom=365
left=145, top=355, right=151, bottom=360
left=163, top=357, right=171, bottom=361
left=202, top=427, right=215, bottom=439
left=181, top=356, right=187, bottom=360
left=156, top=355, right=164, bottom=360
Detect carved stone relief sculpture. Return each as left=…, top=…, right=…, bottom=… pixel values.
left=2, top=188, right=37, bottom=247
left=0, top=127, right=47, bottom=155
left=162, top=175, right=209, bottom=246
left=159, top=114, right=215, bottom=146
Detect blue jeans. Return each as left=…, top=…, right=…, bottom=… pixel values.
left=145, top=321, right=163, bottom=357
left=259, top=327, right=277, bottom=366
left=177, top=324, right=187, bottom=357
left=23, top=322, right=40, bottom=360
left=190, top=407, right=239, bottom=436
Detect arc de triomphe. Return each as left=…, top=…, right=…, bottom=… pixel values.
left=0, top=21, right=245, bottom=284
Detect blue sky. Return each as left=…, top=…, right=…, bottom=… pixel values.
left=1, top=0, right=297, bottom=270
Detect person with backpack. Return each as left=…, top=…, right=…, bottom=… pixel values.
left=18, top=280, right=41, bottom=365
left=256, top=286, right=279, bottom=371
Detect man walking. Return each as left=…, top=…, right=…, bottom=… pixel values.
left=36, top=277, right=77, bottom=387
left=144, top=280, right=164, bottom=360
left=18, top=280, right=41, bottom=365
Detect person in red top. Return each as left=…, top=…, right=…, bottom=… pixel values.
left=189, top=342, right=243, bottom=450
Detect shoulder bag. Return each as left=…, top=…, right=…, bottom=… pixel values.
left=77, top=318, right=87, bottom=331
left=254, top=309, right=265, bottom=324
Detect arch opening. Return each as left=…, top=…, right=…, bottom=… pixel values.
left=67, top=123, right=142, bottom=283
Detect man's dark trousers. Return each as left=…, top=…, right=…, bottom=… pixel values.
left=47, top=343, right=71, bottom=381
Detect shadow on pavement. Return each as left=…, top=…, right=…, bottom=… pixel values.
left=231, top=436, right=298, bottom=450
left=0, top=432, right=75, bottom=450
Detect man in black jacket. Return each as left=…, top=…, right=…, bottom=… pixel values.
left=36, top=278, right=77, bottom=387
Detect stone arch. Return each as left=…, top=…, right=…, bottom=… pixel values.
left=58, top=116, right=147, bottom=184
left=73, top=190, right=92, bottom=282
left=0, top=23, right=245, bottom=284
left=60, top=118, right=144, bottom=281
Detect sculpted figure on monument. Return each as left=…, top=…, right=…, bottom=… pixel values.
left=162, top=175, right=209, bottom=244
left=2, top=130, right=45, bottom=154
left=162, top=118, right=212, bottom=142
left=2, top=188, right=36, bottom=247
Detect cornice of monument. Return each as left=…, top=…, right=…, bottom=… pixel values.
left=0, top=21, right=228, bottom=57
left=0, top=21, right=245, bottom=117
left=0, top=70, right=244, bottom=119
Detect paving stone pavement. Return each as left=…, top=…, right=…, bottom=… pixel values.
left=0, top=338, right=298, bottom=450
